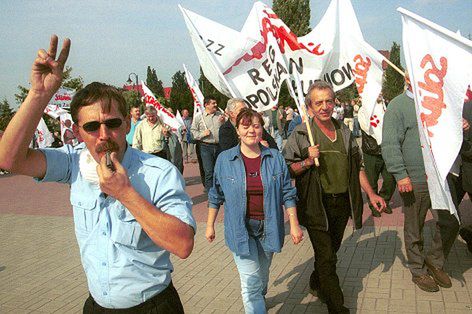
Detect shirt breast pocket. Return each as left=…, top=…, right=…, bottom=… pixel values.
left=110, top=207, right=142, bottom=248
left=70, top=195, right=97, bottom=233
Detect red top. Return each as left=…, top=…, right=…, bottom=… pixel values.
left=242, top=153, right=264, bottom=220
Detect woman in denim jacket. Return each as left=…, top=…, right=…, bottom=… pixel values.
left=206, top=108, right=304, bottom=314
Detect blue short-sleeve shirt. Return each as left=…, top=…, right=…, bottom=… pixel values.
left=37, top=143, right=196, bottom=308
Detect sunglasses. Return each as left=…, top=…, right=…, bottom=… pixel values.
left=79, top=118, right=123, bottom=132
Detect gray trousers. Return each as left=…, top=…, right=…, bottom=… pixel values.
left=402, top=183, right=459, bottom=276
left=181, top=141, right=195, bottom=160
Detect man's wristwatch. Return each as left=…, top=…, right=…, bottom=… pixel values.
left=301, top=160, right=306, bottom=169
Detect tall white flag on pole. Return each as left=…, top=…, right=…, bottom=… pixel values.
left=183, top=64, right=205, bottom=116
left=141, top=81, right=182, bottom=132
left=399, top=7, right=472, bottom=217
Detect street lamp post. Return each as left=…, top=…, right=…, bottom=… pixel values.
left=127, top=73, right=139, bottom=94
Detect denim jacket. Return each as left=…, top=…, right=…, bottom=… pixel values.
left=208, top=144, right=297, bottom=256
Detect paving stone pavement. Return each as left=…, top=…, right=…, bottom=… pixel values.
left=1, top=163, right=472, bottom=314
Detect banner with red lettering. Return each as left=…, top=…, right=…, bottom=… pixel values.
left=35, top=118, right=54, bottom=148
left=400, top=7, right=472, bottom=217
left=183, top=64, right=205, bottom=117
left=141, top=81, right=182, bottom=131
left=358, top=98, right=386, bottom=144
left=181, top=1, right=384, bottom=115
left=48, top=87, right=75, bottom=109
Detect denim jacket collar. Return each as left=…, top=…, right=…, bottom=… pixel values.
left=228, top=144, right=274, bottom=161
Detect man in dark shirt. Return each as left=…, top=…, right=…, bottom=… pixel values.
left=219, top=98, right=277, bottom=152
left=284, top=81, right=385, bottom=313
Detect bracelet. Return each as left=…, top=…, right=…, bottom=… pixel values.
left=300, top=160, right=306, bottom=168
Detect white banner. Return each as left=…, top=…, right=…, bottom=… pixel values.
left=48, top=87, right=75, bottom=109
left=59, top=113, right=78, bottom=146
left=400, top=7, right=472, bottom=217
left=183, top=64, right=205, bottom=117
left=181, top=1, right=384, bottom=115
left=35, top=118, right=54, bottom=148
left=44, top=104, right=68, bottom=119
left=141, top=81, right=182, bottom=131
left=358, top=99, right=386, bottom=144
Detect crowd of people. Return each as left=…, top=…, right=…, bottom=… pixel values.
left=0, top=36, right=471, bottom=314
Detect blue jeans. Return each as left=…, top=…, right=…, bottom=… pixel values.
left=199, top=143, right=220, bottom=191
left=232, top=219, right=273, bottom=314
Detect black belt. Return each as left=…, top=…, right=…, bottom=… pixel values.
left=201, top=142, right=219, bottom=146
left=87, top=281, right=179, bottom=313
left=322, top=192, right=348, bottom=198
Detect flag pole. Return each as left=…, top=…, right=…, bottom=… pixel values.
left=289, top=72, right=320, bottom=167
left=383, top=57, right=405, bottom=77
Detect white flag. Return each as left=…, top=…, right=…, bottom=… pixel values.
left=303, top=0, right=384, bottom=132
left=358, top=100, right=386, bottom=144
left=183, top=64, right=205, bottom=117
left=44, top=104, right=69, bottom=119
left=141, top=81, right=182, bottom=131
left=181, top=1, right=384, bottom=115
left=48, top=87, right=75, bottom=109
left=400, top=7, right=472, bottom=217
left=175, top=110, right=186, bottom=128
left=59, top=113, right=78, bottom=146
left=35, top=118, right=54, bottom=148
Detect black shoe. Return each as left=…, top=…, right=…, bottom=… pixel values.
left=383, top=204, right=393, bottom=214
left=309, top=272, right=327, bottom=303
left=309, top=285, right=327, bottom=304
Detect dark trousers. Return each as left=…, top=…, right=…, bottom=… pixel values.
left=363, top=153, right=396, bottom=203
left=447, top=173, right=472, bottom=245
left=195, top=142, right=205, bottom=186
left=199, top=143, right=220, bottom=191
left=306, top=193, right=350, bottom=314
left=83, top=282, right=184, bottom=314
left=401, top=183, right=459, bottom=276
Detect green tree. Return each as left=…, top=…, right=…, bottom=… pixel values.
left=272, top=0, right=311, bottom=108
left=169, top=71, right=193, bottom=113
left=335, top=82, right=359, bottom=103
left=0, top=98, right=15, bottom=131
left=62, top=66, right=84, bottom=91
left=272, top=0, right=311, bottom=37
left=382, top=42, right=405, bottom=102
left=198, top=68, right=229, bottom=109
left=122, top=90, right=143, bottom=113
left=14, top=66, right=83, bottom=104
left=146, top=66, right=165, bottom=98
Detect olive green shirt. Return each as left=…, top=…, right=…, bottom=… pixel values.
left=313, top=122, right=349, bottom=194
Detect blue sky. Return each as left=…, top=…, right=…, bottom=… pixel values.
left=0, top=0, right=470, bottom=107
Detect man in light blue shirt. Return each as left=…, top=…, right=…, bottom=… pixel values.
left=126, top=104, right=142, bottom=145
left=0, top=36, right=195, bottom=313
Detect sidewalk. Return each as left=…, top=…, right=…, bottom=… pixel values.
left=0, top=162, right=471, bottom=313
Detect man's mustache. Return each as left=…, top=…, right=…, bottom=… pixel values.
left=95, top=141, right=120, bottom=154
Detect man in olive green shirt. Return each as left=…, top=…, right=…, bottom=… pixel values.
left=132, top=106, right=168, bottom=159
left=284, top=81, right=385, bottom=314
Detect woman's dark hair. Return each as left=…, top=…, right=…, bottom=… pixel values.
left=235, top=108, right=264, bottom=128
